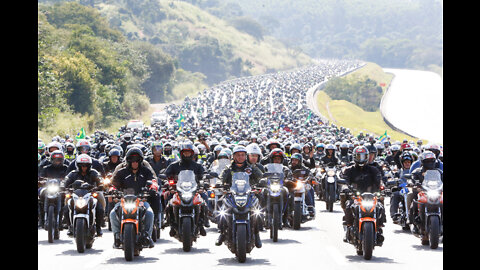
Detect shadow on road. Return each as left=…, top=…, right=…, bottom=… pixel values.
left=161, top=247, right=211, bottom=255
left=56, top=248, right=104, bottom=256
left=262, top=238, right=301, bottom=245
left=411, top=244, right=443, bottom=252
left=346, top=254, right=397, bottom=264
left=217, top=257, right=271, bottom=266
left=103, top=255, right=159, bottom=264
left=38, top=239, right=72, bottom=245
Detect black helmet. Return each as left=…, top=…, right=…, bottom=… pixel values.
left=400, top=151, right=413, bottom=169
left=179, top=142, right=195, bottom=162
left=125, top=147, right=144, bottom=167
left=50, top=150, right=65, bottom=167
left=353, top=146, right=369, bottom=167
left=269, top=148, right=285, bottom=163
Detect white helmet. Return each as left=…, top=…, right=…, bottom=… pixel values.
left=246, top=143, right=262, bottom=158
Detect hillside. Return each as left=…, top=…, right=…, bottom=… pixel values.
left=95, top=0, right=313, bottom=85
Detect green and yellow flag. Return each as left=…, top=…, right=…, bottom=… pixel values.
left=76, top=127, right=86, bottom=140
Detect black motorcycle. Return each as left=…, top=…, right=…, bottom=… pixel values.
left=167, top=170, right=206, bottom=252
left=66, top=180, right=101, bottom=253
left=40, top=178, right=64, bottom=243
left=218, top=172, right=262, bottom=263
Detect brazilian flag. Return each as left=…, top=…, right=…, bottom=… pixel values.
left=76, top=127, right=86, bottom=140
left=175, top=113, right=185, bottom=133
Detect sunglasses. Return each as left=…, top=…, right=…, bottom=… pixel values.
left=78, top=164, right=90, bottom=168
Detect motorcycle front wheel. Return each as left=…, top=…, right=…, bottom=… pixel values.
left=47, top=205, right=55, bottom=243
left=182, top=218, right=192, bottom=252
left=293, top=201, right=302, bottom=230
left=236, top=223, right=247, bottom=263
left=429, top=216, right=440, bottom=249
left=362, top=222, right=375, bottom=260
left=75, top=218, right=87, bottom=253
left=123, top=223, right=136, bottom=261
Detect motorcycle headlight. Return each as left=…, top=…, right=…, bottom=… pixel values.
left=181, top=192, right=193, bottom=201
left=103, top=178, right=111, bottom=185
left=362, top=200, right=374, bottom=209
left=75, top=198, right=87, bottom=209
left=427, top=190, right=440, bottom=200
left=235, top=195, right=247, bottom=207
left=295, top=181, right=304, bottom=190
left=47, top=185, right=59, bottom=193
left=327, top=170, right=336, bottom=177
left=124, top=201, right=137, bottom=212
left=270, top=183, right=281, bottom=192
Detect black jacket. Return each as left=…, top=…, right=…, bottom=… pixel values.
left=220, top=161, right=263, bottom=188
left=39, top=164, right=69, bottom=180
left=340, top=164, right=382, bottom=193
left=64, top=169, right=102, bottom=189
left=112, top=165, right=156, bottom=194
left=66, top=157, right=106, bottom=178
left=164, top=159, right=205, bottom=184
left=145, top=155, right=171, bottom=177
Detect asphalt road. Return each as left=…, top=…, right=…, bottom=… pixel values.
left=380, top=69, right=443, bottom=144
left=38, top=198, right=442, bottom=270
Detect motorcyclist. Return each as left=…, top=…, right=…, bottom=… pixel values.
left=64, top=154, right=105, bottom=237
left=265, top=148, right=294, bottom=228
left=66, top=139, right=106, bottom=178
left=64, top=142, right=76, bottom=162
left=337, top=142, right=352, bottom=164
left=246, top=143, right=265, bottom=173
left=313, top=143, right=325, bottom=161
left=164, top=142, right=208, bottom=237
left=321, top=144, right=339, bottom=166
left=109, top=147, right=157, bottom=248
left=407, top=151, right=443, bottom=237
left=389, top=151, right=414, bottom=224
left=289, top=153, right=315, bottom=216
left=145, top=141, right=171, bottom=177
left=385, top=144, right=401, bottom=169
left=339, top=146, right=385, bottom=245
left=216, top=145, right=263, bottom=248
left=38, top=141, right=70, bottom=174
left=301, top=143, right=316, bottom=169
left=38, top=150, right=69, bottom=228
left=103, top=148, right=123, bottom=175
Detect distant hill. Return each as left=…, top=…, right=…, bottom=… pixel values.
left=95, top=0, right=313, bottom=85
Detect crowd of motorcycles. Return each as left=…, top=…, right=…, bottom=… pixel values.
left=38, top=59, right=443, bottom=262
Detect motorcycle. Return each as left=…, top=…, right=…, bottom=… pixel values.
left=40, top=178, right=64, bottom=243
left=168, top=170, right=206, bottom=252
left=321, top=163, right=340, bottom=212
left=107, top=186, right=152, bottom=261
left=386, top=174, right=413, bottom=231
left=101, top=174, right=113, bottom=231
left=66, top=180, right=101, bottom=253
left=412, top=170, right=443, bottom=249
left=263, top=163, right=285, bottom=242
left=338, top=179, right=384, bottom=260
left=218, top=172, right=262, bottom=263
left=291, top=169, right=315, bottom=230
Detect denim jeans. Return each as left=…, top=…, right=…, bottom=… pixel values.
left=109, top=201, right=153, bottom=236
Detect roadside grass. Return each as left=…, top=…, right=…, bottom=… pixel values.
left=315, top=62, right=419, bottom=143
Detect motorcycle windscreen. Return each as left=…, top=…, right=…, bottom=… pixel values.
left=231, top=172, right=251, bottom=196
left=177, top=170, right=198, bottom=193
left=265, top=163, right=284, bottom=174
left=422, top=170, right=443, bottom=191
